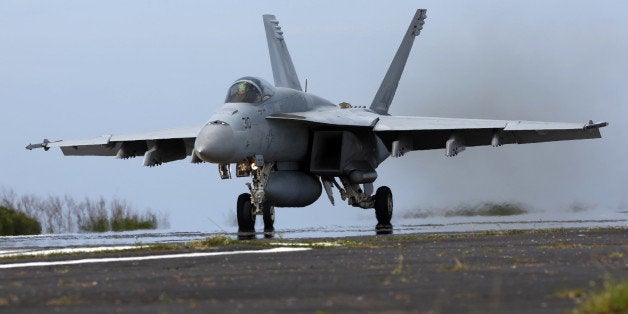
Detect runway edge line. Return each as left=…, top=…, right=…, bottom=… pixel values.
left=0, top=247, right=311, bottom=269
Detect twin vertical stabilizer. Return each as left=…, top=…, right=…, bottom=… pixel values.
left=370, top=9, right=427, bottom=115
left=263, top=14, right=302, bottom=91
left=263, top=9, right=426, bottom=103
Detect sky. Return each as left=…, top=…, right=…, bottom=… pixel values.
left=1, top=1, right=627, bottom=232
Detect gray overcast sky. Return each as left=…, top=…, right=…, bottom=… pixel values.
left=1, top=1, right=626, bottom=231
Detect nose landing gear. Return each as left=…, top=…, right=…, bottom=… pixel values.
left=236, top=157, right=275, bottom=237
left=236, top=193, right=255, bottom=233
left=236, top=193, right=275, bottom=237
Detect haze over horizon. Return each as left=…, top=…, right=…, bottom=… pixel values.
left=1, top=1, right=626, bottom=231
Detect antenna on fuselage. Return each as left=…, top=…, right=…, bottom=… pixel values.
left=305, top=79, right=308, bottom=92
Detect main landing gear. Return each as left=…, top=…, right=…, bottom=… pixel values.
left=373, top=186, right=393, bottom=233
left=322, top=177, right=394, bottom=234
left=234, top=158, right=393, bottom=235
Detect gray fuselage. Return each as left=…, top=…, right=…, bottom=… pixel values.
left=194, top=79, right=389, bottom=171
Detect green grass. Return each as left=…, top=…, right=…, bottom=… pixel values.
left=538, top=242, right=584, bottom=250
left=572, top=280, right=628, bottom=314
left=178, top=235, right=385, bottom=250
left=403, top=201, right=528, bottom=219
left=443, top=258, right=468, bottom=272
left=77, top=208, right=158, bottom=233
left=110, top=215, right=157, bottom=232
left=445, top=202, right=528, bottom=217
left=185, top=235, right=234, bottom=249
left=554, top=288, right=586, bottom=299
left=0, top=206, right=41, bottom=235
left=0, top=189, right=167, bottom=234
left=479, top=229, right=528, bottom=236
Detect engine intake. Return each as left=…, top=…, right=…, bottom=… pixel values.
left=309, top=130, right=379, bottom=184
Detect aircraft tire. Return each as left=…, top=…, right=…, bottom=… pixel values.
left=237, top=193, right=255, bottom=232
left=374, top=186, right=393, bottom=229
left=262, top=203, right=275, bottom=232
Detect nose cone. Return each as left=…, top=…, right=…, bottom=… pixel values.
left=194, top=123, right=236, bottom=163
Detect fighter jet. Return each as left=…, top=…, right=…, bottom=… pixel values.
left=27, top=9, right=607, bottom=234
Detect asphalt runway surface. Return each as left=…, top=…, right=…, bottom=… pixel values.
left=0, top=228, right=625, bottom=313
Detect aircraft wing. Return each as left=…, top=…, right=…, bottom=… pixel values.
left=373, top=116, right=608, bottom=156
left=268, top=109, right=606, bottom=157
left=26, top=124, right=204, bottom=166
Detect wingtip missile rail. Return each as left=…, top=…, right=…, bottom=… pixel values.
left=583, top=120, right=609, bottom=130
left=25, top=139, right=59, bottom=151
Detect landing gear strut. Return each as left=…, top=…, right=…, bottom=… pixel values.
left=236, top=157, right=275, bottom=235
left=323, top=177, right=394, bottom=234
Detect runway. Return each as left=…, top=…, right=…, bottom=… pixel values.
left=0, top=227, right=625, bottom=313
left=1, top=207, right=625, bottom=248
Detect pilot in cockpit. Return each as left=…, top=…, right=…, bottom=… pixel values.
left=225, top=77, right=275, bottom=104
left=226, top=81, right=262, bottom=103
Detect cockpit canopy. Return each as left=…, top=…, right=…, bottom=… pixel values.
left=225, top=77, right=275, bottom=104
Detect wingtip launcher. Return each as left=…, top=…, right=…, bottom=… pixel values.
left=25, top=139, right=58, bottom=151
left=583, top=120, right=608, bottom=130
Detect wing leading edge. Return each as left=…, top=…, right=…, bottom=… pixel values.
left=374, top=116, right=607, bottom=157
left=27, top=125, right=204, bottom=166
left=268, top=109, right=607, bottom=157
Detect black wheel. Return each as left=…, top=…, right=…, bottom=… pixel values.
left=262, top=202, right=275, bottom=232
left=237, top=193, right=255, bottom=233
left=374, top=186, right=393, bottom=229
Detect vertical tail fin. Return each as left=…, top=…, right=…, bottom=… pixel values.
left=370, top=9, right=427, bottom=115
left=263, top=14, right=302, bottom=91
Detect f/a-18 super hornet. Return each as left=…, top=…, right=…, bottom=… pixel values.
left=27, top=9, right=607, bottom=234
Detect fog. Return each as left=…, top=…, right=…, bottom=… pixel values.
left=1, top=1, right=626, bottom=231
left=384, top=2, right=627, bottom=214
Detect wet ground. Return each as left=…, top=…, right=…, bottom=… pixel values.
left=0, top=211, right=626, bottom=313
left=0, top=209, right=625, bottom=249
left=0, top=228, right=626, bottom=313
